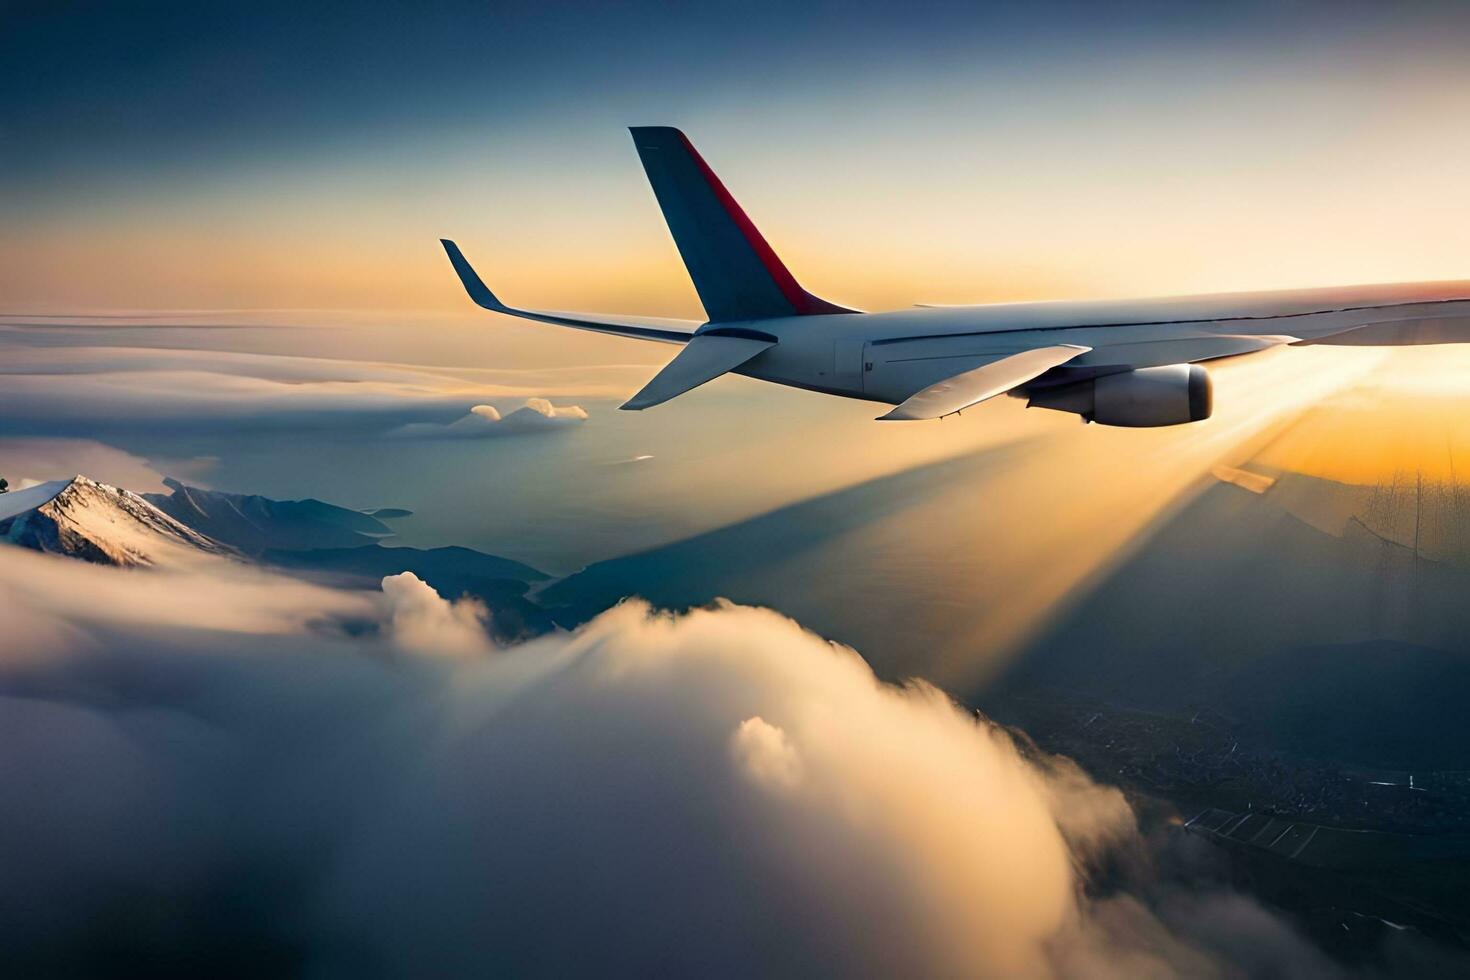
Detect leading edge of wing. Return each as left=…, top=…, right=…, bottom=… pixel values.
left=440, top=239, right=699, bottom=344
left=879, top=344, right=1092, bottom=421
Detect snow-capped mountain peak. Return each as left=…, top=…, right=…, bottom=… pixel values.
left=0, top=475, right=232, bottom=567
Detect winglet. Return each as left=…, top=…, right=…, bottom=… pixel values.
left=438, top=238, right=697, bottom=344
left=440, top=239, right=506, bottom=311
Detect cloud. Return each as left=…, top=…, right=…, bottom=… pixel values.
left=387, top=398, right=589, bottom=439
left=730, top=715, right=804, bottom=791
left=0, top=342, right=641, bottom=395
left=0, top=550, right=1426, bottom=976
left=0, top=546, right=375, bottom=638
left=379, top=570, right=493, bottom=655
left=0, top=341, right=626, bottom=435
left=0, top=368, right=504, bottom=433
left=0, top=437, right=171, bottom=493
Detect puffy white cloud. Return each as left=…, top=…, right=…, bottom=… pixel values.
left=387, top=399, right=589, bottom=439
left=379, top=570, right=493, bottom=656
left=321, top=599, right=1104, bottom=977
left=730, top=715, right=804, bottom=791
left=522, top=396, right=589, bottom=421
left=0, top=553, right=1387, bottom=976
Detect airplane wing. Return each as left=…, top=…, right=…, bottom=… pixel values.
left=621, top=332, right=776, bottom=410
left=441, top=240, right=699, bottom=344
left=878, top=345, right=1091, bottom=421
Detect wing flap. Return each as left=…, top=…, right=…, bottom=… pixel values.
left=621, top=333, right=776, bottom=411
left=879, top=345, right=1091, bottom=421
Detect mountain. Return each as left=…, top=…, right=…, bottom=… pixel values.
left=263, top=545, right=552, bottom=641
left=145, top=478, right=401, bottom=554
left=1, top=473, right=553, bottom=640
left=0, top=475, right=231, bottom=567
left=142, top=478, right=553, bottom=640
left=263, top=543, right=545, bottom=587
left=536, top=450, right=1000, bottom=673
left=995, top=471, right=1470, bottom=770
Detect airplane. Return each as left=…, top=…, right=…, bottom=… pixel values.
left=442, top=127, right=1470, bottom=426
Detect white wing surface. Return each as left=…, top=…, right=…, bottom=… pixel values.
left=878, top=345, right=1091, bottom=421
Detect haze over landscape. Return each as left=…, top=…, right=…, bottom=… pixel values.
left=5, top=2, right=1470, bottom=976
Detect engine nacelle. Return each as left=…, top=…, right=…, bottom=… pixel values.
left=1027, top=364, right=1212, bottom=427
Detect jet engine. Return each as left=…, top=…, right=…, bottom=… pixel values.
left=1026, top=364, right=1212, bottom=427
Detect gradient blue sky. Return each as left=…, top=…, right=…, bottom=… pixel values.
left=5, top=0, right=1470, bottom=313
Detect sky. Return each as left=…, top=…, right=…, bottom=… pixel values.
left=5, top=0, right=1470, bottom=318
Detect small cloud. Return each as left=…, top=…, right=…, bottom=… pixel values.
left=379, top=571, right=493, bottom=657
left=387, top=399, right=589, bottom=440
left=731, top=716, right=803, bottom=792
left=522, top=397, right=588, bottom=422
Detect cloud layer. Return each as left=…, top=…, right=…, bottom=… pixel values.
left=0, top=437, right=172, bottom=493
left=0, top=339, right=625, bottom=435
left=0, top=547, right=1377, bottom=977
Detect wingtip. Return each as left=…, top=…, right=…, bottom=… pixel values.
left=619, top=389, right=665, bottom=411
left=629, top=126, right=689, bottom=150
left=439, top=239, right=503, bottom=311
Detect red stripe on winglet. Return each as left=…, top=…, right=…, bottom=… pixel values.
left=676, top=132, right=854, bottom=316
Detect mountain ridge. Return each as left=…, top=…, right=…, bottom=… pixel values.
left=1, top=475, right=232, bottom=567
left=144, top=478, right=399, bottom=554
